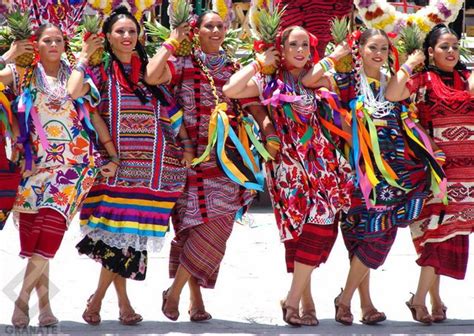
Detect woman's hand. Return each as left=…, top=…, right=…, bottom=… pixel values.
left=170, top=22, right=191, bottom=43
left=3, top=40, right=34, bottom=63
left=79, top=34, right=104, bottom=62
left=256, top=47, right=280, bottom=68
left=100, top=161, right=118, bottom=177
left=329, top=42, right=351, bottom=61
left=20, top=160, right=36, bottom=178
left=406, top=50, right=425, bottom=69
left=181, top=150, right=195, bottom=168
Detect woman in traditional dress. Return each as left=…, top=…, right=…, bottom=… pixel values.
left=302, top=28, right=445, bottom=325
left=386, top=24, right=474, bottom=324
left=224, top=26, right=353, bottom=326
left=74, top=7, right=187, bottom=325
left=0, top=23, right=107, bottom=327
left=146, top=11, right=270, bottom=322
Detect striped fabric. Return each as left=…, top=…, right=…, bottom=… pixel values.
left=343, top=225, right=398, bottom=269
left=80, top=185, right=182, bottom=237
left=333, top=72, right=432, bottom=269
left=78, top=64, right=186, bottom=280
left=0, top=139, right=20, bottom=229
left=19, top=208, right=67, bottom=259
left=284, top=223, right=338, bottom=273
left=407, top=69, right=474, bottom=279
left=280, top=0, right=354, bottom=57
left=167, top=55, right=255, bottom=287
left=416, top=235, right=469, bottom=280
left=169, top=213, right=235, bottom=288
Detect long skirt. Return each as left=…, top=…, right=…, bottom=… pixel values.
left=169, top=212, right=235, bottom=288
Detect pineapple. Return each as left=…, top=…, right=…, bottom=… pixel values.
left=398, top=25, right=423, bottom=73
left=0, top=26, right=13, bottom=56
left=168, top=0, right=193, bottom=57
left=330, top=16, right=352, bottom=73
left=249, top=3, right=286, bottom=75
left=6, top=9, right=33, bottom=68
left=144, top=18, right=170, bottom=57
left=82, top=15, right=104, bottom=67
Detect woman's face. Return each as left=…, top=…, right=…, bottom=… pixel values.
left=360, top=34, right=389, bottom=71
left=430, top=33, right=459, bottom=72
left=107, top=18, right=138, bottom=56
left=198, top=12, right=226, bottom=53
left=283, top=28, right=310, bottom=69
left=37, top=27, right=64, bottom=63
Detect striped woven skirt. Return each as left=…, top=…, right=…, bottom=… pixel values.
left=169, top=212, right=235, bottom=289
left=78, top=184, right=183, bottom=280
left=284, top=222, right=338, bottom=273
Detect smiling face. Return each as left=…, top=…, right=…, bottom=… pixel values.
left=197, top=12, right=226, bottom=53
left=282, top=28, right=310, bottom=70
left=37, top=26, right=64, bottom=63
left=429, top=33, right=459, bottom=72
left=107, top=17, right=138, bottom=56
left=360, top=34, right=389, bottom=71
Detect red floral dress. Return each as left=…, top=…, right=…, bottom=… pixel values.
left=254, top=70, right=353, bottom=241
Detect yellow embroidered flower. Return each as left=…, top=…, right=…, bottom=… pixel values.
left=47, top=125, right=62, bottom=138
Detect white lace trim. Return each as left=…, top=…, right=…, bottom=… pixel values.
left=80, top=226, right=166, bottom=253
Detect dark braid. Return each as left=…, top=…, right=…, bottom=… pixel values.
left=64, top=37, right=77, bottom=67
left=387, top=54, right=395, bottom=76
left=351, top=39, right=362, bottom=95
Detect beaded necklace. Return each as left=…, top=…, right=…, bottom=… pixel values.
left=34, top=60, right=70, bottom=107
left=195, top=49, right=227, bottom=74
left=281, top=69, right=316, bottom=122
left=359, top=70, right=394, bottom=119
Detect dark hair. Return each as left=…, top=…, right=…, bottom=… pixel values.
left=103, top=6, right=167, bottom=105
left=423, top=23, right=465, bottom=71
left=354, top=28, right=395, bottom=75
left=35, top=23, right=62, bottom=40
left=196, top=10, right=222, bottom=28
left=359, top=28, right=389, bottom=47
left=280, top=26, right=308, bottom=46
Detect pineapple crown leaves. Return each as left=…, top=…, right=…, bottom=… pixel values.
left=6, top=9, right=32, bottom=40
left=330, top=16, right=350, bottom=44
left=398, top=25, right=423, bottom=55
left=168, top=0, right=194, bottom=29
left=82, top=15, right=102, bottom=35
left=144, top=17, right=171, bottom=42
left=249, top=2, right=286, bottom=42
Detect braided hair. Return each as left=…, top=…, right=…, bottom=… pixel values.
left=423, top=23, right=466, bottom=73
left=102, top=6, right=167, bottom=105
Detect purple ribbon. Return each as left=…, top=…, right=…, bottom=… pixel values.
left=261, top=79, right=302, bottom=107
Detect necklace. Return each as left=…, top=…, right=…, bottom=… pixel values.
left=282, top=69, right=316, bottom=121
left=195, top=49, right=227, bottom=74
left=34, top=60, right=70, bottom=107
left=359, top=70, right=394, bottom=119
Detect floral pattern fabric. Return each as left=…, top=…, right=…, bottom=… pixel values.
left=13, top=76, right=98, bottom=223
left=254, top=71, right=354, bottom=241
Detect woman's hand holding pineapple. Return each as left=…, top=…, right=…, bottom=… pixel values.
left=405, top=50, right=425, bottom=70
left=2, top=39, right=34, bottom=63
left=78, top=34, right=104, bottom=64
left=170, top=22, right=191, bottom=44
left=257, top=47, right=280, bottom=69
left=329, top=42, right=351, bottom=62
